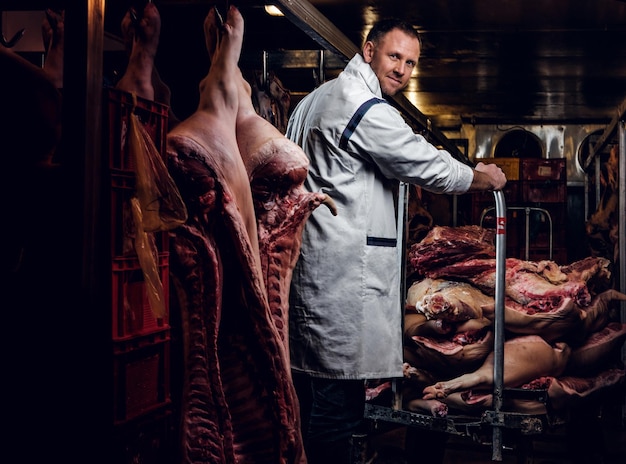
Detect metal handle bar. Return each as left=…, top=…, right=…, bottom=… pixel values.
left=492, top=190, right=506, bottom=461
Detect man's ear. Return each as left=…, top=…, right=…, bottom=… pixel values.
left=362, top=41, right=374, bottom=63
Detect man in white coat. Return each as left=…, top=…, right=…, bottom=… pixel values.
left=286, top=18, right=506, bottom=464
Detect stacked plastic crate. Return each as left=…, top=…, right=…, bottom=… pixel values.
left=471, top=157, right=568, bottom=263
left=471, top=157, right=522, bottom=258
left=104, top=88, right=172, bottom=425
left=520, top=158, right=567, bottom=263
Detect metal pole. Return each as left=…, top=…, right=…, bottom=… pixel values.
left=617, top=119, right=626, bottom=424
left=524, top=207, right=530, bottom=261
left=595, top=153, right=602, bottom=207
left=617, top=120, right=626, bottom=322
left=491, top=190, right=507, bottom=461
left=394, top=181, right=409, bottom=411
left=262, top=50, right=268, bottom=87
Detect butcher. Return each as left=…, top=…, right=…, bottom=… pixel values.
left=285, top=16, right=506, bottom=464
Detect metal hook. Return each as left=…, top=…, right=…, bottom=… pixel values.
left=0, top=13, right=26, bottom=48
left=213, top=5, right=225, bottom=29
left=129, top=7, right=142, bottom=29
left=129, top=0, right=154, bottom=29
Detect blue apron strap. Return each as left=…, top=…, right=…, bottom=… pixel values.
left=339, top=97, right=386, bottom=150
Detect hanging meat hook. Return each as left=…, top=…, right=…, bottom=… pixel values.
left=129, top=8, right=141, bottom=29
left=214, top=5, right=225, bottom=29
left=129, top=0, right=153, bottom=29
left=0, top=13, right=26, bottom=48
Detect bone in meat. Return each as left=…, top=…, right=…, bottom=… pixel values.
left=407, top=327, right=494, bottom=378
left=425, top=257, right=592, bottom=310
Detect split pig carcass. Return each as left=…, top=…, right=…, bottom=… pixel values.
left=165, top=6, right=333, bottom=464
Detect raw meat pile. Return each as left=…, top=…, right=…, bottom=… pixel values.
left=401, top=225, right=626, bottom=418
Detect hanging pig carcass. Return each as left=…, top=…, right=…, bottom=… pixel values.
left=166, top=7, right=333, bottom=463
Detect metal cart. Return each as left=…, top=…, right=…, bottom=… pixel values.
left=360, top=190, right=554, bottom=462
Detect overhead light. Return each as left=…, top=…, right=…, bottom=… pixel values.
left=264, top=5, right=284, bottom=17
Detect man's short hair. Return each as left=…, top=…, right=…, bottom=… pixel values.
left=365, top=18, right=421, bottom=46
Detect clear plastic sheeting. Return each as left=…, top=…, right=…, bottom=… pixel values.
left=126, top=92, right=187, bottom=318
left=130, top=196, right=166, bottom=319
left=128, top=93, right=187, bottom=233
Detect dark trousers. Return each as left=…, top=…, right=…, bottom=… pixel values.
left=293, top=373, right=367, bottom=464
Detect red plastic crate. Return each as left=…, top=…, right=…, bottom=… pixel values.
left=104, top=87, right=169, bottom=173
left=480, top=158, right=521, bottom=181
left=522, top=181, right=567, bottom=203
left=521, top=158, right=566, bottom=181
left=472, top=180, right=520, bottom=204
left=112, top=254, right=170, bottom=341
left=110, top=172, right=137, bottom=256
left=528, top=247, right=568, bottom=265
left=113, top=333, right=171, bottom=424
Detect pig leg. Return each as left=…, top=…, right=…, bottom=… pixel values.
left=178, top=5, right=263, bottom=277
left=115, top=3, right=160, bottom=101
left=423, top=360, right=494, bottom=399
left=116, top=3, right=179, bottom=129
left=168, top=4, right=262, bottom=292
left=228, top=37, right=338, bottom=357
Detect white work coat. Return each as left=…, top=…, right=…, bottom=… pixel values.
left=286, top=53, right=474, bottom=380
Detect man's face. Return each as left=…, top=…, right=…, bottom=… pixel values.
left=362, top=28, right=420, bottom=97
